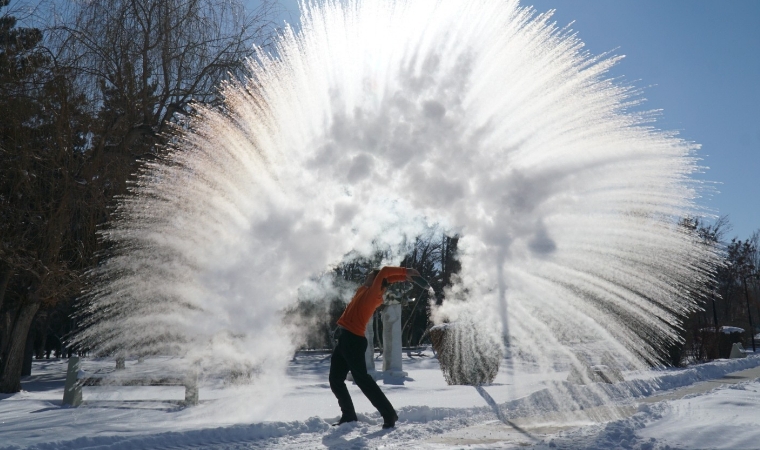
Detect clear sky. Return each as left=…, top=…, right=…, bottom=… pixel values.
left=254, top=0, right=760, bottom=240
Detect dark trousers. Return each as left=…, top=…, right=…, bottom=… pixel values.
left=329, top=328, right=396, bottom=420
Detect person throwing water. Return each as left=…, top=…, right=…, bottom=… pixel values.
left=329, top=266, right=425, bottom=429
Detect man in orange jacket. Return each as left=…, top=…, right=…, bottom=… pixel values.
left=329, top=266, right=420, bottom=429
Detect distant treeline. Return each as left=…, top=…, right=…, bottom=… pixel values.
left=287, top=217, right=760, bottom=369
left=672, top=217, right=759, bottom=365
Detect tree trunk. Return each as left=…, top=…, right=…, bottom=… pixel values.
left=0, top=311, right=11, bottom=362
left=711, top=296, right=719, bottom=331
left=743, top=277, right=756, bottom=352
left=21, top=331, right=33, bottom=376
left=0, top=300, right=40, bottom=393
left=0, top=268, right=10, bottom=314
left=35, top=313, right=49, bottom=359
left=0, top=269, right=10, bottom=362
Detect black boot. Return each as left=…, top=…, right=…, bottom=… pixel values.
left=382, top=412, right=398, bottom=429
left=332, top=415, right=358, bottom=426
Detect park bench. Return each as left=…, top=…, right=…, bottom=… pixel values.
left=62, top=357, right=199, bottom=407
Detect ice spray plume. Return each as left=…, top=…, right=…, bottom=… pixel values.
left=75, top=0, right=716, bottom=414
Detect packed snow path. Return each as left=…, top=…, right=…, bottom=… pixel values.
left=2, top=354, right=760, bottom=449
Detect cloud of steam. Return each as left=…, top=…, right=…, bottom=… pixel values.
left=76, top=0, right=715, bottom=399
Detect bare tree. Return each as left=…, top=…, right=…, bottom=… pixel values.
left=48, top=0, right=278, bottom=202
left=49, top=0, right=278, bottom=351
left=399, top=233, right=444, bottom=346
left=57, top=0, right=277, bottom=118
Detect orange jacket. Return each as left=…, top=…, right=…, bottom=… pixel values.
left=337, top=267, right=408, bottom=337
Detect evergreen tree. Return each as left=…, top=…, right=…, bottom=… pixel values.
left=0, top=0, right=90, bottom=392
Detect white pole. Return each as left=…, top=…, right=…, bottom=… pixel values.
left=382, top=302, right=407, bottom=379
left=62, top=356, right=82, bottom=407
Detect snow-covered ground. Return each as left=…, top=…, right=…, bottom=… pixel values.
left=2, top=352, right=760, bottom=449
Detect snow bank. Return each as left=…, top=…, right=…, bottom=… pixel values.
left=0, top=417, right=329, bottom=450
left=476, top=355, right=760, bottom=423
left=702, top=326, right=746, bottom=334
left=627, top=354, right=760, bottom=394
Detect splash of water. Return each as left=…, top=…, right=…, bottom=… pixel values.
left=76, top=0, right=715, bottom=411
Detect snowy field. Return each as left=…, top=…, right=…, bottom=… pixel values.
left=2, top=352, right=760, bottom=449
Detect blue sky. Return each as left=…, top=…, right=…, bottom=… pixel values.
left=254, top=0, right=759, bottom=240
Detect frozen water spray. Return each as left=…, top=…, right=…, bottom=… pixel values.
left=75, top=0, right=717, bottom=413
